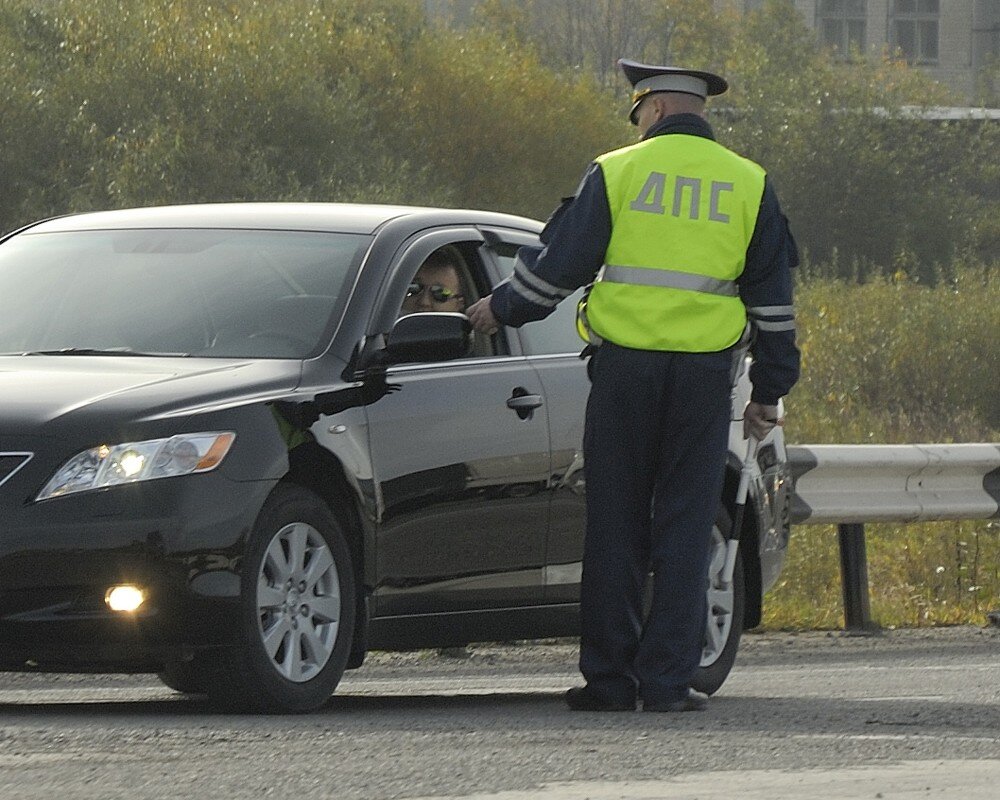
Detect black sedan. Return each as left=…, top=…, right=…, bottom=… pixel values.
left=0, top=203, right=792, bottom=712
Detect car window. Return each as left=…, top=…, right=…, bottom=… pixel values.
left=490, top=242, right=586, bottom=356
left=0, top=229, right=368, bottom=358
left=393, top=241, right=504, bottom=359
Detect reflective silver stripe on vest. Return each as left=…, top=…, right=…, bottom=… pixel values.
left=507, top=275, right=560, bottom=308
left=748, top=304, right=795, bottom=332
left=749, top=305, right=794, bottom=317
left=600, top=264, right=739, bottom=297
left=514, top=257, right=575, bottom=304
left=753, top=319, right=797, bottom=332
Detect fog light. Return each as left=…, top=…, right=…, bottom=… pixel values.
left=105, top=585, right=145, bottom=612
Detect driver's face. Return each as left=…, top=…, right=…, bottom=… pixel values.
left=401, top=264, right=465, bottom=314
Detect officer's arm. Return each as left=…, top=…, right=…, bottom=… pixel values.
left=489, top=163, right=611, bottom=327
left=740, top=178, right=801, bottom=405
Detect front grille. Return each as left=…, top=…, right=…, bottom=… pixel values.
left=0, top=453, right=33, bottom=488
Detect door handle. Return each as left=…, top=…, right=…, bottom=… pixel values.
left=507, top=387, right=543, bottom=420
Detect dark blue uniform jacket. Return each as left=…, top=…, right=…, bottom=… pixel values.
left=489, top=113, right=801, bottom=405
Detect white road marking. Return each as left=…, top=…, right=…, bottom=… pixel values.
left=404, top=760, right=1000, bottom=800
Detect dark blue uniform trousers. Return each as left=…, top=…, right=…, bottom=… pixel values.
left=580, top=342, right=732, bottom=707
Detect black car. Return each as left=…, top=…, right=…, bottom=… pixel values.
left=0, top=203, right=791, bottom=712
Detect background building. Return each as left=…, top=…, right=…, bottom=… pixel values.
left=725, top=1, right=1000, bottom=101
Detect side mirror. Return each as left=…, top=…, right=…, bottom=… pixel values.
left=382, top=312, right=472, bottom=364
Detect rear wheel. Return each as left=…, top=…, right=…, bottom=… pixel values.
left=691, top=509, right=745, bottom=695
left=201, top=485, right=356, bottom=713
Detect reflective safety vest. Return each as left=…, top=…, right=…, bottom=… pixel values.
left=579, top=134, right=766, bottom=352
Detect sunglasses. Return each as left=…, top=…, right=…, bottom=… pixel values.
left=406, top=281, right=463, bottom=303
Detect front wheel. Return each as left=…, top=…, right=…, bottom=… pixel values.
left=691, top=510, right=745, bottom=696
left=201, top=485, right=357, bottom=713
left=157, top=659, right=206, bottom=695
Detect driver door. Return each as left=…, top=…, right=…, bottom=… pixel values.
left=366, top=230, right=551, bottom=616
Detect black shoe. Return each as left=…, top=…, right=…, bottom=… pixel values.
left=642, top=691, right=708, bottom=713
left=565, top=686, right=635, bottom=712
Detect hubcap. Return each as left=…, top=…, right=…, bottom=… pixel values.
left=256, top=521, right=341, bottom=683
left=701, top=526, right=734, bottom=667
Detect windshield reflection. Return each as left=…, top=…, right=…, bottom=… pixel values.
left=0, top=229, right=369, bottom=359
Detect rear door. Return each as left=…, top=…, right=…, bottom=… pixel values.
left=366, top=229, right=551, bottom=616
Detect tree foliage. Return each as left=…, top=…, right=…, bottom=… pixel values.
left=0, top=0, right=449, bottom=225
left=0, top=0, right=997, bottom=277
left=472, top=0, right=734, bottom=87
left=0, top=0, right=619, bottom=231
left=394, top=27, right=620, bottom=218
left=715, top=2, right=971, bottom=274
left=471, top=0, right=999, bottom=276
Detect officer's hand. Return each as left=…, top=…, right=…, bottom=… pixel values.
left=467, top=295, right=500, bottom=335
left=743, top=401, right=783, bottom=441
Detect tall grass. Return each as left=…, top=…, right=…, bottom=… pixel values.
left=764, top=520, right=1000, bottom=629
left=762, top=263, right=1000, bottom=629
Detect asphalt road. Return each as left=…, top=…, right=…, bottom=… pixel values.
left=0, top=626, right=997, bottom=799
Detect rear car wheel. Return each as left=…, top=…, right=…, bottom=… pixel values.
left=691, top=508, right=745, bottom=696
left=201, top=485, right=356, bottom=713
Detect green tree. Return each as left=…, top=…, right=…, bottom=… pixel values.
left=714, top=1, right=978, bottom=276
left=395, top=26, right=622, bottom=218
left=0, top=0, right=451, bottom=232
left=2, top=0, right=997, bottom=275
left=471, top=0, right=999, bottom=275
left=472, top=0, right=734, bottom=87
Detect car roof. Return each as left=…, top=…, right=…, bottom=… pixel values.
left=21, top=202, right=543, bottom=236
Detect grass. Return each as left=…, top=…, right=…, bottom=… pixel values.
left=763, top=520, right=1000, bottom=630
left=760, top=264, right=1000, bottom=630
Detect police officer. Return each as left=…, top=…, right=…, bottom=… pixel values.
left=468, top=59, right=800, bottom=712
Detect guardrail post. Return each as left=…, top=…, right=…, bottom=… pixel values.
left=837, top=523, right=876, bottom=632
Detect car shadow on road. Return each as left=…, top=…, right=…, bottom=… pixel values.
left=0, top=690, right=562, bottom=719
left=326, top=691, right=559, bottom=713
left=0, top=691, right=996, bottom=740
left=325, top=691, right=1000, bottom=731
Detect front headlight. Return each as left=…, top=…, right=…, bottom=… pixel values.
left=37, top=432, right=236, bottom=501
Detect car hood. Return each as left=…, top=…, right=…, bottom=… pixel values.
left=0, top=356, right=303, bottom=435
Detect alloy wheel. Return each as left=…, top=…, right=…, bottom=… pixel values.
left=256, top=521, right=342, bottom=682
left=701, top=527, right=734, bottom=667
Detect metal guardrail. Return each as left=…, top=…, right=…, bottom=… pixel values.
left=787, top=444, right=1000, bottom=631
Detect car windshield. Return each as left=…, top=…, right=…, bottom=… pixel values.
left=0, top=228, right=369, bottom=358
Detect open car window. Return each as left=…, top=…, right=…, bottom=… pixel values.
left=393, top=241, right=505, bottom=360
left=489, top=240, right=585, bottom=357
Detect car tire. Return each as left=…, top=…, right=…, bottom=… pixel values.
left=201, top=484, right=357, bottom=713
left=157, top=659, right=207, bottom=695
left=691, top=507, right=745, bottom=696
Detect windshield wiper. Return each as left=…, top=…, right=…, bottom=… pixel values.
left=21, top=347, right=191, bottom=357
